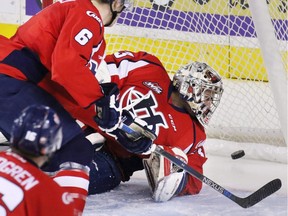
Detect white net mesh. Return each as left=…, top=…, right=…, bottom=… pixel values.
left=105, top=0, right=287, bottom=146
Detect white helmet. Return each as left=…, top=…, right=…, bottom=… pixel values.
left=172, top=62, right=223, bottom=127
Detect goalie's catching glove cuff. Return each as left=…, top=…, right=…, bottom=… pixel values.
left=94, top=83, right=121, bottom=132
left=108, top=110, right=157, bottom=154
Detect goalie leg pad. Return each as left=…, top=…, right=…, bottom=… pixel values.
left=143, top=145, right=188, bottom=202
left=152, top=171, right=187, bottom=202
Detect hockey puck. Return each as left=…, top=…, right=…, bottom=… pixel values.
left=231, top=150, right=245, bottom=159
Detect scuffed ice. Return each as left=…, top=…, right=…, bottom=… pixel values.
left=84, top=167, right=287, bottom=216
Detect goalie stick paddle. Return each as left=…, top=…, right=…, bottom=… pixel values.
left=153, top=145, right=282, bottom=208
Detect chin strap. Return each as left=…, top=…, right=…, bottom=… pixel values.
left=104, top=1, right=126, bottom=27
left=104, top=11, right=118, bottom=27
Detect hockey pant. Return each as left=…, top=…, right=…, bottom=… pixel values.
left=0, top=74, right=94, bottom=171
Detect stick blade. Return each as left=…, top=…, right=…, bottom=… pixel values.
left=238, top=178, right=282, bottom=208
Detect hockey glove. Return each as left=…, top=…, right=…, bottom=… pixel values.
left=143, top=145, right=188, bottom=202
left=108, top=110, right=157, bottom=154
left=94, top=83, right=121, bottom=132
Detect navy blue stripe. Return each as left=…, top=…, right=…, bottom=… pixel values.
left=118, top=8, right=287, bottom=41
left=273, top=19, right=288, bottom=41
left=1, top=48, right=48, bottom=83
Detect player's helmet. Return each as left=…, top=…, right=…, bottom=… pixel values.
left=172, top=62, right=223, bottom=127
left=10, top=105, right=63, bottom=157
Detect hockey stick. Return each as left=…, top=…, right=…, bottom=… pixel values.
left=0, top=142, right=10, bottom=147
left=153, top=145, right=282, bottom=208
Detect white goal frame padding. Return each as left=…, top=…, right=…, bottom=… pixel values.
left=248, top=0, right=287, bottom=145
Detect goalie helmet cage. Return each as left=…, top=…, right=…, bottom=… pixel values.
left=104, top=0, right=287, bottom=147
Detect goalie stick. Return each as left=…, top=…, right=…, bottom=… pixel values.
left=153, top=145, right=282, bottom=208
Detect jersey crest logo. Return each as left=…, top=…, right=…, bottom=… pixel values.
left=120, top=87, right=168, bottom=136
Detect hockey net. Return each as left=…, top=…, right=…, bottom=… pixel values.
left=104, top=0, right=287, bottom=148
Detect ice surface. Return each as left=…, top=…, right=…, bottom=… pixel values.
left=83, top=148, right=287, bottom=216
left=1, top=135, right=287, bottom=215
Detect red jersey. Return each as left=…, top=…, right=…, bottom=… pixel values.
left=0, top=151, right=85, bottom=216
left=74, top=51, right=207, bottom=195
left=105, top=51, right=207, bottom=195
left=0, top=0, right=105, bottom=108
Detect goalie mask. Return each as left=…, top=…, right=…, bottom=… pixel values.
left=172, top=62, right=223, bottom=127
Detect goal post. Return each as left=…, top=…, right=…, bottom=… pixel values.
left=105, top=0, right=287, bottom=147
left=248, top=0, right=287, bottom=144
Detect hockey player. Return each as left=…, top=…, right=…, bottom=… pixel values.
left=0, top=0, right=133, bottom=172
left=73, top=51, right=223, bottom=201
left=0, top=105, right=90, bottom=215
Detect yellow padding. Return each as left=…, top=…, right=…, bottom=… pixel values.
left=105, top=34, right=270, bottom=81
left=0, top=23, right=18, bottom=38
left=1, top=24, right=284, bottom=81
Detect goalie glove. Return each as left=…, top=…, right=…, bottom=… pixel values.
left=94, top=82, right=121, bottom=132
left=108, top=110, right=157, bottom=154
left=143, top=145, right=188, bottom=202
